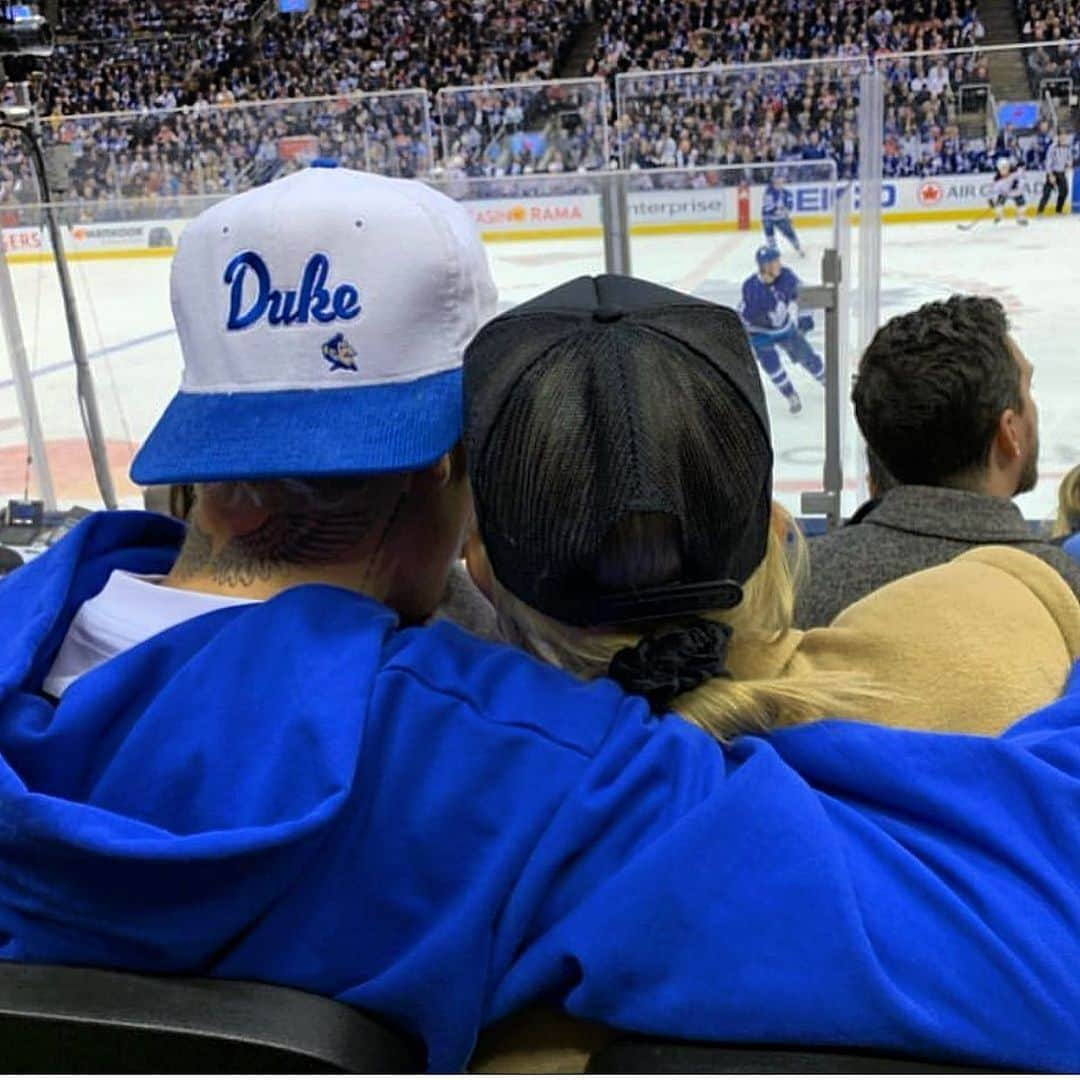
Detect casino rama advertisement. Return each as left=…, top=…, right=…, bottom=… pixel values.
left=0, top=173, right=1062, bottom=258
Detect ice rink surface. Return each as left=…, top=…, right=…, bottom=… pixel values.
left=0, top=214, right=1077, bottom=519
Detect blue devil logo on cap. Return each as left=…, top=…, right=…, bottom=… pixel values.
left=321, top=332, right=359, bottom=372
left=224, top=251, right=362, bottom=330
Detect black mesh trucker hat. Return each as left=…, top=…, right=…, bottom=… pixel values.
left=464, top=274, right=774, bottom=627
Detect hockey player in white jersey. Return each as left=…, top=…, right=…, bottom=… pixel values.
left=989, top=158, right=1029, bottom=226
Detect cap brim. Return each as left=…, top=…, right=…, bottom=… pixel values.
left=130, top=367, right=462, bottom=485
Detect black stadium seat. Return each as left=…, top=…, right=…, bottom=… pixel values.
left=0, top=963, right=422, bottom=1073
left=586, top=1037, right=1010, bottom=1074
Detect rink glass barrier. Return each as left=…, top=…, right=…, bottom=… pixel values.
left=617, top=160, right=855, bottom=520
left=0, top=89, right=434, bottom=209
left=870, top=42, right=1080, bottom=519
left=435, top=78, right=610, bottom=178
left=614, top=59, right=867, bottom=180
left=611, top=41, right=1079, bottom=192
left=0, top=182, right=599, bottom=510
left=611, top=46, right=1080, bottom=517
left=2, top=45, right=1077, bottom=515
left=0, top=166, right=848, bottom=515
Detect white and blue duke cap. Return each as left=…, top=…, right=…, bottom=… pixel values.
left=130, top=166, right=498, bottom=485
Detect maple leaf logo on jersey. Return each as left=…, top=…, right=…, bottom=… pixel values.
left=918, top=182, right=944, bottom=206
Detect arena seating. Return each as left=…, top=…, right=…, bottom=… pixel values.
left=0, top=962, right=421, bottom=1071
left=42, top=1, right=585, bottom=113
left=1018, top=0, right=1080, bottom=118
left=437, top=78, right=608, bottom=182
left=0, top=1, right=586, bottom=206
left=244, top=1, right=586, bottom=101
left=0, top=0, right=1066, bottom=206
left=588, top=0, right=985, bottom=75
left=599, top=0, right=991, bottom=178
left=32, top=90, right=433, bottom=207
left=54, top=0, right=250, bottom=40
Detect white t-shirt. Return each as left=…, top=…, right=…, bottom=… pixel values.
left=41, top=562, right=499, bottom=699
left=43, top=571, right=254, bottom=699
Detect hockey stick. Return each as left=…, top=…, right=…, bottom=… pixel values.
left=957, top=207, right=994, bottom=232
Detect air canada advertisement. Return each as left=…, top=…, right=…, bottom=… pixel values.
left=912, top=174, right=1045, bottom=208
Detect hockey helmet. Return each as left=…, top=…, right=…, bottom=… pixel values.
left=756, top=244, right=782, bottom=267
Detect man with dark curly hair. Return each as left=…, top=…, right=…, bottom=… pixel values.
left=797, top=294, right=1080, bottom=627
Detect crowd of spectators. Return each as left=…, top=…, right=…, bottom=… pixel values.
left=41, top=1, right=585, bottom=115
left=49, top=93, right=431, bottom=201
left=1018, top=0, right=1080, bottom=108
left=612, top=54, right=1001, bottom=181
left=589, top=0, right=985, bottom=76
left=243, top=0, right=587, bottom=101
left=0, top=0, right=587, bottom=207
left=0, top=93, right=432, bottom=216
left=0, top=0, right=1072, bottom=209
left=601, top=0, right=994, bottom=178
left=54, top=0, right=248, bottom=40
left=42, top=2, right=252, bottom=116
left=437, top=80, right=608, bottom=183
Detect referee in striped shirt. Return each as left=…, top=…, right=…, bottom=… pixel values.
left=1038, top=132, right=1073, bottom=215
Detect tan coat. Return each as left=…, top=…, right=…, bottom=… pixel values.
left=729, top=545, right=1080, bottom=735
left=470, top=545, right=1080, bottom=1072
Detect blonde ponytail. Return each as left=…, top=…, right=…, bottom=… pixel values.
left=1053, top=465, right=1080, bottom=539
left=491, top=513, right=885, bottom=741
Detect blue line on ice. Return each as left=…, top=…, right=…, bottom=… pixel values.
left=0, top=328, right=177, bottom=393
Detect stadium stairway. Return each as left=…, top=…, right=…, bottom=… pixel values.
left=557, top=12, right=602, bottom=78
left=977, top=0, right=1036, bottom=99
left=250, top=0, right=281, bottom=43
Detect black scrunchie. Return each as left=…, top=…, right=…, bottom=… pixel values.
left=608, top=618, right=733, bottom=713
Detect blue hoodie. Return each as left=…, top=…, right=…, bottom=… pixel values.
left=1, top=511, right=1080, bottom=1071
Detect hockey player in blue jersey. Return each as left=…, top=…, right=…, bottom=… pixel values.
left=761, top=173, right=806, bottom=257
left=740, top=244, right=825, bottom=414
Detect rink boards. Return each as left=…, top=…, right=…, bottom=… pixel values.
left=3, top=170, right=1077, bottom=264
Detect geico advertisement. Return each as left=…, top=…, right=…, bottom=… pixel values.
left=787, top=182, right=898, bottom=212
left=783, top=176, right=1049, bottom=214
left=626, top=183, right=894, bottom=220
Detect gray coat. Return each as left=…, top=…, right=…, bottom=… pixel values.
left=795, top=485, right=1080, bottom=628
